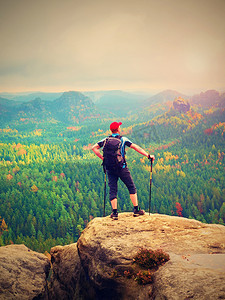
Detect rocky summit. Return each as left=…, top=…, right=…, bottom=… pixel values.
left=50, top=213, right=225, bottom=300
left=1, top=213, right=225, bottom=300
left=173, top=97, right=190, bottom=113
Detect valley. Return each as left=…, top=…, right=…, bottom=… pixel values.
left=0, top=89, right=224, bottom=252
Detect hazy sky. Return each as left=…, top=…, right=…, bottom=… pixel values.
left=0, top=0, right=225, bottom=94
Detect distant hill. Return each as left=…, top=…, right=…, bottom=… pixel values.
left=84, top=90, right=148, bottom=103
left=84, top=90, right=188, bottom=117
left=1, top=89, right=224, bottom=126
left=0, top=97, right=22, bottom=123
left=0, top=92, right=63, bottom=102
left=52, top=91, right=100, bottom=123
left=84, top=90, right=148, bottom=117
left=130, top=90, right=189, bottom=123
left=219, top=93, right=225, bottom=108
left=0, top=91, right=102, bottom=125
left=137, top=89, right=225, bottom=123
left=190, top=90, right=225, bottom=108
left=0, top=90, right=149, bottom=118
left=16, top=98, right=52, bottom=121
left=0, top=97, right=20, bottom=107
left=143, top=89, right=189, bottom=106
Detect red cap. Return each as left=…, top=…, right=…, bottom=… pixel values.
left=110, top=121, right=122, bottom=132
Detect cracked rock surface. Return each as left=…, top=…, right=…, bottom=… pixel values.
left=2, top=214, right=224, bottom=299
left=51, top=213, right=225, bottom=299
left=0, top=244, right=50, bottom=300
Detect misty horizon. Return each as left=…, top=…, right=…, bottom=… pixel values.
left=1, top=87, right=225, bottom=100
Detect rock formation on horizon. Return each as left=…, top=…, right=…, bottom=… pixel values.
left=173, top=97, right=190, bottom=113
left=1, top=213, right=225, bottom=299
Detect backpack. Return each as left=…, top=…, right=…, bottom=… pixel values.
left=102, top=136, right=124, bottom=170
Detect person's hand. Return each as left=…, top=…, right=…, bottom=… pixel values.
left=148, top=154, right=155, bottom=161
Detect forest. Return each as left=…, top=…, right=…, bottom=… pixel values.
left=0, top=92, right=225, bottom=253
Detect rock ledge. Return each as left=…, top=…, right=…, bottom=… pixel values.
left=1, top=214, right=224, bottom=299
left=53, top=213, right=225, bottom=299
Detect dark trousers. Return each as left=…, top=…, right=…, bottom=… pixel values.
left=107, top=166, right=137, bottom=201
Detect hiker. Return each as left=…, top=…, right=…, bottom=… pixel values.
left=92, top=121, right=155, bottom=220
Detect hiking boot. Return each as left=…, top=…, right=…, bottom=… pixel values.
left=133, top=207, right=145, bottom=217
left=110, top=211, right=118, bottom=220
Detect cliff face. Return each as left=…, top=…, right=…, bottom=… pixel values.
left=0, top=244, right=50, bottom=299
left=1, top=214, right=225, bottom=300
left=50, top=213, right=225, bottom=300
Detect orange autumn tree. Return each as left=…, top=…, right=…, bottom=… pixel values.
left=6, top=173, right=13, bottom=180
left=31, top=184, right=38, bottom=193
left=52, top=176, right=58, bottom=182
left=17, top=148, right=27, bottom=156
left=0, top=217, right=8, bottom=235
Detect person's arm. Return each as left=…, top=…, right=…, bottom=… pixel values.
left=130, top=143, right=155, bottom=160
left=92, top=143, right=103, bottom=160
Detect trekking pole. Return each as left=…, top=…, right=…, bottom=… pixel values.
left=149, top=157, right=153, bottom=215
left=103, top=166, right=107, bottom=217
